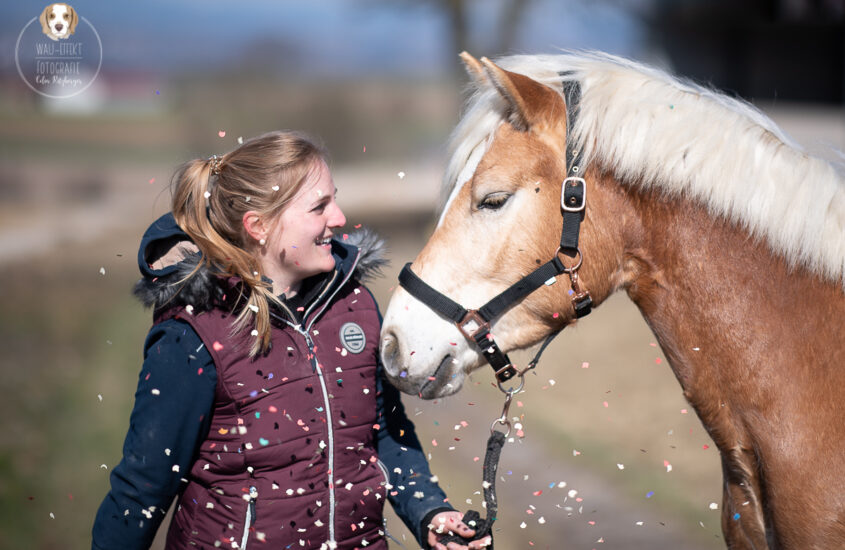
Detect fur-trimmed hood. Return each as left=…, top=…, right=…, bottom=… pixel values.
left=133, top=213, right=387, bottom=312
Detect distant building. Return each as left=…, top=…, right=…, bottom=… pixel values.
left=652, top=0, right=845, bottom=103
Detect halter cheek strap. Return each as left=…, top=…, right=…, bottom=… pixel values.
left=397, top=74, right=592, bottom=385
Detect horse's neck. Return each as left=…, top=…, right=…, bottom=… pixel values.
left=616, top=182, right=844, bottom=406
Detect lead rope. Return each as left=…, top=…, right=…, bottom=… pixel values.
left=437, top=429, right=506, bottom=549
left=433, top=333, right=555, bottom=549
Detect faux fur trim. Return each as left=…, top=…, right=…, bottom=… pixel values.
left=343, top=227, right=389, bottom=283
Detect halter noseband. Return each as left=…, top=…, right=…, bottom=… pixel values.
left=398, top=75, right=592, bottom=387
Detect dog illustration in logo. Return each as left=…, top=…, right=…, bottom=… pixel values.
left=39, top=4, right=78, bottom=41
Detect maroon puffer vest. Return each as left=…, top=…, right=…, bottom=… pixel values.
left=159, top=277, right=388, bottom=550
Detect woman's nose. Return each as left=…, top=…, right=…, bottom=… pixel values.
left=329, top=202, right=346, bottom=228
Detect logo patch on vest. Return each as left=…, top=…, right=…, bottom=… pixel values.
left=340, top=322, right=366, bottom=354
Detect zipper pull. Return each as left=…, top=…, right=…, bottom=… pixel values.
left=249, top=485, right=258, bottom=521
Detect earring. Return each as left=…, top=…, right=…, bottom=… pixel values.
left=259, top=238, right=266, bottom=246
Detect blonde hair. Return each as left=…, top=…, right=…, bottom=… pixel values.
left=171, top=130, right=328, bottom=356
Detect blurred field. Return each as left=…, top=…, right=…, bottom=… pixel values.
left=0, top=76, right=842, bottom=549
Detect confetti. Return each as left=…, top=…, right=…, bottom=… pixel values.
left=99, top=267, right=106, bottom=276
left=397, top=171, right=405, bottom=179
left=212, top=341, right=224, bottom=351
left=238, top=136, right=244, bottom=144
left=646, top=491, right=654, bottom=498
left=218, top=130, right=226, bottom=137
left=581, top=362, right=589, bottom=369
left=709, top=502, right=719, bottom=510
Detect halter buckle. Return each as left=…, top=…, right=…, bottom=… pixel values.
left=561, top=177, right=586, bottom=212
left=456, top=309, right=490, bottom=341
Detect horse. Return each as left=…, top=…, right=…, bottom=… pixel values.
left=378, top=52, right=845, bottom=549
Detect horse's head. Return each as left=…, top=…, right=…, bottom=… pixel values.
left=380, top=54, right=624, bottom=398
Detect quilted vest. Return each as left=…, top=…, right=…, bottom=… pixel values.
left=159, top=276, right=388, bottom=550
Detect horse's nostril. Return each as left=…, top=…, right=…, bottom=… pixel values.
left=380, top=331, right=399, bottom=371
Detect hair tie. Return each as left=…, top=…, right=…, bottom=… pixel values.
left=209, top=154, right=223, bottom=176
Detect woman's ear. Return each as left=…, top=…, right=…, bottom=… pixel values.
left=242, top=211, right=268, bottom=243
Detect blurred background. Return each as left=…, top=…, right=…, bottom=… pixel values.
left=1, top=0, right=843, bottom=548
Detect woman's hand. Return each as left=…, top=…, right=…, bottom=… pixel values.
left=426, top=511, right=492, bottom=549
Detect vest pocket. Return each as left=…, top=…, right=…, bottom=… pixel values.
left=240, top=486, right=258, bottom=549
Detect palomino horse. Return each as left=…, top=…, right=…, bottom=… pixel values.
left=379, top=52, right=845, bottom=549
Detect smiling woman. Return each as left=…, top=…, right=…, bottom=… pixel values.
left=92, top=130, right=491, bottom=550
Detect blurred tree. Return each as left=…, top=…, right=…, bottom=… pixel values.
left=371, top=0, right=534, bottom=77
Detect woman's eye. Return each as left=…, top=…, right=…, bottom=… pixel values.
left=478, top=193, right=511, bottom=210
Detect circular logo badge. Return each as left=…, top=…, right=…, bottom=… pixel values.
left=340, top=322, right=366, bottom=354
left=15, top=5, right=103, bottom=99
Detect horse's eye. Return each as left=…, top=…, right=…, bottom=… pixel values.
left=478, top=192, right=511, bottom=210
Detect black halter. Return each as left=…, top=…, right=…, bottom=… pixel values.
left=398, top=75, right=592, bottom=386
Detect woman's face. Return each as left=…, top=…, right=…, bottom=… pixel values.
left=261, top=160, right=347, bottom=294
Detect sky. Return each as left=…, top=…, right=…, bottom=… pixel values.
left=0, top=0, right=650, bottom=78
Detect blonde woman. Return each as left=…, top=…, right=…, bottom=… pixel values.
left=92, top=131, right=490, bottom=550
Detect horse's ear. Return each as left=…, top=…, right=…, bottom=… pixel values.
left=480, top=57, right=563, bottom=132
left=459, top=51, right=487, bottom=85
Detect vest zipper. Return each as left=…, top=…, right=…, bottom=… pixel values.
left=268, top=249, right=363, bottom=546
left=375, top=459, right=405, bottom=549
left=298, top=327, right=337, bottom=546
left=241, top=485, right=258, bottom=549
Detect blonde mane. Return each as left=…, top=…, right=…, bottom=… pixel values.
left=443, top=52, right=845, bottom=288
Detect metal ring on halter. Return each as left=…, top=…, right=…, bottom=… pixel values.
left=496, top=371, right=525, bottom=395
left=555, top=246, right=583, bottom=274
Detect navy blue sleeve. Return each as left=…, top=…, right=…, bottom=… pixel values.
left=375, top=369, right=455, bottom=547
left=92, top=319, right=216, bottom=550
